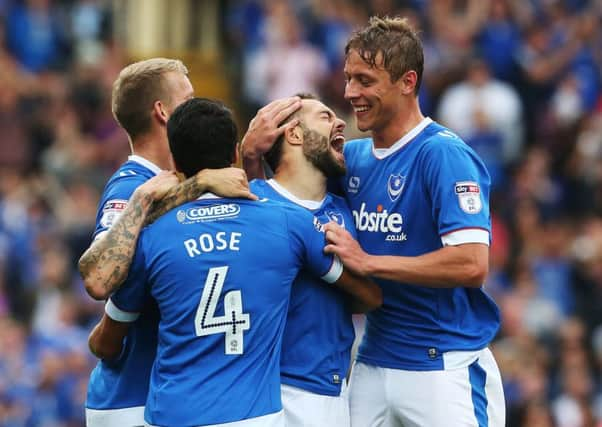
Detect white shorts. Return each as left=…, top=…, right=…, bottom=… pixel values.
left=86, top=406, right=145, bottom=427
left=145, top=410, right=284, bottom=427
left=349, top=348, right=505, bottom=427
left=281, top=383, right=350, bottom=427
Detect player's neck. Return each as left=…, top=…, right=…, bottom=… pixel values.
left=372, top=102, right=425, bottom=149
left=274, top=161, right=327, bottom=202
left=130, top=132, right=173, bottom=171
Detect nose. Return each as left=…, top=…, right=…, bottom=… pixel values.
left=335, top=117, right=346, bottom=133
left=344, top=80, right=358, bottom=101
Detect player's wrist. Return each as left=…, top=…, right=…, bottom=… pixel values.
left=195, top=169, right=210, bottom=191
left=132, top=187, right=155, bottom=209
left=361, top=255, right=377, bottom=277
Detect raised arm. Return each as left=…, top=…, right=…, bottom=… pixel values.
left=323, top=222, right=488, bottom=288
left=80, top=168, right=256, bottom=300
left=241, top=97, right=302, bottom=179
left=145, top=167, right=257, bottom=224
left=79, top=171, right=178, bottom=300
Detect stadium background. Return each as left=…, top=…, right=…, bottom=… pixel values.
left=0, top=0, right=600, bottom=425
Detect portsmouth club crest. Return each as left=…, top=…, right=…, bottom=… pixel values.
left=326, top=210, right=345, bottom=227
left=387, top=173, right=406, bottom=202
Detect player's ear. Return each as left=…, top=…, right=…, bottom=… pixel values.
left=285, top=123, right=303, bottom=146
left=398, top=70, right=417, bottom=96
left=153, top=100, right=169, bottom=126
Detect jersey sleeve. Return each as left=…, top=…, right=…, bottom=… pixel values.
left=93, top=175, right=148, bottom=240
left=285, top=207, right=343, bottom=284
left=421, top=137, right=491, bottom=246
left=105, top=235, right=149, bottom=322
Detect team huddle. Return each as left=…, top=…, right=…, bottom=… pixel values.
left=80, top=17, right=506, bottom=427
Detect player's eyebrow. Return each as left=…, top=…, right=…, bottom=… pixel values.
left=319, top=109, right=334, bottom=120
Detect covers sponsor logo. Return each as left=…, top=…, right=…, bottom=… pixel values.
left=177, top=203, right=240, bottom=224
left=387, top=173, right=405, bottom=202
left=455, top=181, right=482, bottom=214
left=352, top=202, right=407, bottom=242
left=348, top=176, right=360, bottom=193
left=100, top=199, right=128, bottom=228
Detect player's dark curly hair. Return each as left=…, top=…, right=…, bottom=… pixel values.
left=168, top=98, right=238, bottom=178
left=345, top=16, right=423, bottom=95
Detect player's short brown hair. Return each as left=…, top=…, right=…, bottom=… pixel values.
left=345, top=16, right=423, bottom=94
left=111, top=58, right=188, bottom=139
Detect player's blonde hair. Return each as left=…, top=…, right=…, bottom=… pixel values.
left=345, top=16, right=423, bottom=94
left=111, top=58, right=188, bottom=139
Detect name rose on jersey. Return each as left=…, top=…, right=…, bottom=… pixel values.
left=352, top=202, right=407, bottom=242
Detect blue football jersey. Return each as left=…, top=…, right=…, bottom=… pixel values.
left=341, top=118, right=500, bottom=370
left=108, top=194, right=342, bottom=426
left=86, top=155, right=161, bottom=412
left=251, top=179, right=355, bottom=396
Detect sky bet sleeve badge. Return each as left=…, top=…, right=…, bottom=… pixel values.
left=455, top=181, right=482, bottom=214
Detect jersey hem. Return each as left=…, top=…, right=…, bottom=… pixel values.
left=281, top=377, right=342, bottom=397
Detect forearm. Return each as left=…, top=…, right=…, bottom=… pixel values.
left=363, top=244, right=488, bottom=288
left=79, top=189, right=153, bottom=300
left=88, top=315, right=128, bottom=360
left=145, top=172, right=208, bottom=224
left=241, top=149, right=266, bottom=180
left=88, top=322, right=122, bottom=360
left=335, top=269, right=382, bottom=313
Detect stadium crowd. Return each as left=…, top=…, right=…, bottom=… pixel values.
left=0, top=0, right=600, bottom=425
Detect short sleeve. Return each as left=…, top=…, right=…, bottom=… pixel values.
left=285, top=207, right=343, bottom=284
left=93, top=175, right=148, bottom=239
left=422, top=138, right=491, bottom=246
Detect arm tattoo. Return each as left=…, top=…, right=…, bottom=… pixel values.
left=145, top=175, right=206, bottom=225
left=79, top=190, right=153, bottom=297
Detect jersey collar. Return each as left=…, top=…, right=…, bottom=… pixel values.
left=267, top=179, right=326, bottom=210
left=196, top=193, right=221, bottom=200
left=372, top=117, right=433, bottom=160
left=128, top=155, right=162, bottom=175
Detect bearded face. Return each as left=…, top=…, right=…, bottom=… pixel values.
left=301, top=124, right=346, bottom=177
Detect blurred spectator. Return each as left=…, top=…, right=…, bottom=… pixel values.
left=437, top=57, right=523, bottom=187
left=5, top=0, right=69, bottom=73
left=250, top=4, right=328, bottom=103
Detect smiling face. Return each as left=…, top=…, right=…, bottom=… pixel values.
left=343, top=50, right=406, bottom=134
left=299, top=99, right=347, bottom=177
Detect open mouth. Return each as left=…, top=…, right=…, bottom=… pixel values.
left=353, top=104, right=371, bottom=115
left=330, top=134, right=345, bottom=153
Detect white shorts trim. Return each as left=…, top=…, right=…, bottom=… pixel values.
left=281, top=383, right=350, bottom=427
left=86, top=405, right=145, bottom=427
left=145, top=410, right=284, bottom=427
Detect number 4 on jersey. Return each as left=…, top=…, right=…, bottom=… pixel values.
left=195, top=266, right=251, bottom=355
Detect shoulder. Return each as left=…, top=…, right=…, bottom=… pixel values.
left=249, top=179, right=268, bottom=196
left=326, top=192, right=350, bottom=210
left=419, top=123, right=475, bottom=157
left=343, top=137, right=372, bottom=157
left=102, top=162, right=155, bottom=198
